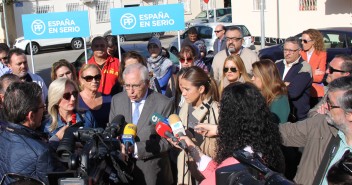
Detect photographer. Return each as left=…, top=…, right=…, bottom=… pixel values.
left=169, top=82, right=285, bottom=185
left=0, top=82, right=61, bottom=184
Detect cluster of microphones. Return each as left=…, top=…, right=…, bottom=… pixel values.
left=112, top=113, right=188, bottom=159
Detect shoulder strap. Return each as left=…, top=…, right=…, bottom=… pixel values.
left=312, top=135, right=340, bottom=185
left=202, top=98, right=218, bottom=125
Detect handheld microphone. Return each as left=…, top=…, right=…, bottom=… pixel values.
left=122, top=123, right=137, bottom=155
left=168, top=114, right=186, bottom=137
left=155, top=121, right=187, bottom=149
left=105, top=115, right=126, bottom=138
left=150, top=113, right=169, bottom=125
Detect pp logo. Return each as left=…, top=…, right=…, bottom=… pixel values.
left=120, top=13, right=136, bottom=30
left=31, top=19, right=46, bottom=35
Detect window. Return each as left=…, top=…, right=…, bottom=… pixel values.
left=35, top=5, right=53, bottom=14
left=66, top=3, right=84, bottom=12
left=96, top=0, right=112, bottom=23
left=299, top=0, right=317, bottom=11
left=199, top=26, right=212, bottom=39
left=179, top=0, right=191, bottom=14
left=253, top=0, right=266, bottom=11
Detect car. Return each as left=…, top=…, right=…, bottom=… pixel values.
left=103, top=30, right=164, bottom=43
left=258, top=27, right=352, bottom=63
left=185, top=7, right=232, bottom=28
left=168, top=23, right=255, bottom=55
left=13, top=36, right=90, bottom=55
left=217, top=14, right=232, bottom=23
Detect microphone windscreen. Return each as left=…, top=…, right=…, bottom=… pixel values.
left=168, top=114, right=186, bottom=136
left=150, top=113, right=168, bottom=125
left=155, top=121, right=173, bottom=138
left=111, top=115, right=126, bottom=127
left=123, top=123, right=137, bottom=137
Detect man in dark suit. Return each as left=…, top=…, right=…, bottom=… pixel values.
left=213, top=24, right=226, bottom=55
left=109, top=63, right=174, bottom=185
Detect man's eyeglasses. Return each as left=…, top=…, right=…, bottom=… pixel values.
left=124, top=83, right=143, bottom=90
left=302, top=39, right=313, bottom=44
left=180, top=57, right=193, bottom=63
left=223, top=67, right=238, bottom=73
left=328, top=65, right=347, bottom=74
left=214, top=30, right=223, bottom=33
left=283, top=48, right=300, bottom=53
left=62, top=91, right=79, bottom=100
left=226, top=37, right=242, bottom=42
left=326, top=96, right=341, bottom=110
left=81, top=74, right=102, bottom=82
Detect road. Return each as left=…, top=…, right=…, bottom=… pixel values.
left=26, top=34, right=177, bottom=86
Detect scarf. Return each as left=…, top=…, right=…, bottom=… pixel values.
left=147, top=55, right=173, bottom=79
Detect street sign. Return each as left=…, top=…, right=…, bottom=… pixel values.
left=110, top=4, right=185, bottom=35
left=22, top=11, right=90, bottom=40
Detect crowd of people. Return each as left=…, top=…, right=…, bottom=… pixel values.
left=0, top=26, right=352, bottom=185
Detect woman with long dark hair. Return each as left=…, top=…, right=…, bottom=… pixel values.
left=171, top=82, right=285, bottom=185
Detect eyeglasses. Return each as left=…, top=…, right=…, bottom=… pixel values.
left=283, top=48, right=300, bottom=53
left=223, top=67, right=238, bottom=73
left=62, top=91, right=78, bottom=100
left=124, top=83, right=143, bottom=90
left=302, top=39, right=313, bottom=44
left=214, top=30, right=223, bottom=33
left=81, top=74, right=102, bottom=82
left=328, top=65, right=347, bottom=74
left=226, top=37, right=242, bottom=42
left=180, top=57, right=193, bottom=63
left=326, top=96, right=341, bottom=110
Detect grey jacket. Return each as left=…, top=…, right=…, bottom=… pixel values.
left=279, top=114, right=339, bottom=185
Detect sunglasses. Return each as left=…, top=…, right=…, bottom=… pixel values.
left=81, top=74, right=102, bottom=82
left=180, top=58, right=193, bottom=63
left=62, top=91, right=78, bottom=100
left=214, top=30, right=223, bottom=33
left=328, top=65, right=347, bottom=74
left=223, top=67, right=238, bottom=73
left=301, top=39, right=313, bottom=44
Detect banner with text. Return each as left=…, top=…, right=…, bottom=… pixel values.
left=22, top=11, right=90, bottom=40
left=110, top=4, right=185, bottom=35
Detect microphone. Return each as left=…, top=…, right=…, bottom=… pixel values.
left=105, top=115, right=126, bottom=138
left=150, top=113, right=169, bottom=125
left=121, top=123, right=137, bottom=155
left=168, top=114, right=186, bottom=137
left=155, top=121, right=187, bottom=149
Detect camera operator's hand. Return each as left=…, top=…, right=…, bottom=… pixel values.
left=55, top=125, right=69, bottom=140
left=194, top=124, right=218, bottom=137
left=120, top=143, right=129, bottom=162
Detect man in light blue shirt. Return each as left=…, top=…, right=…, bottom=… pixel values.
left=0, top=43, right=11, bottom=77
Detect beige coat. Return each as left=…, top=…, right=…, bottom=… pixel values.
left=176, top=97, right=219, bottom=185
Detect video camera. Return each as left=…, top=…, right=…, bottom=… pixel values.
left=52, top=116, right=132, bottom=185
left=216, top=149, right=294, bottom=185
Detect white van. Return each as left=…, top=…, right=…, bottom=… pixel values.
left=185, top=7, right=232, bottom=28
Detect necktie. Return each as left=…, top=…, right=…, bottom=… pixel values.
left=132, top=101, right=141, bottom=125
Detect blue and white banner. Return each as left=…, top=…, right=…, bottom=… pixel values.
left=22, top=11, right=90, bottom=40
left=110, top=4, right=185, bottom=35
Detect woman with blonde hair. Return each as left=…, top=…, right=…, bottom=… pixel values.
left=78, top=64, right=111, bottom=129
left=219, top=55, right=251, bottom=95
left=177, top=66, right=219, bottom=185
left=43, top=78, right=96, bottom=141
left=300, top=28, right=327, bottom=107
left=251, top=59, right=290, bottom=123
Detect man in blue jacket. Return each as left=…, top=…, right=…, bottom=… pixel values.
left=276, top=36, right=312, bottom=122
left=0, top=82, right=59, bottom=184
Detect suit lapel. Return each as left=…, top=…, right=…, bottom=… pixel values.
left=124, top=93, right=133, bottom=123
left=136, top=90, right=154, bottom=134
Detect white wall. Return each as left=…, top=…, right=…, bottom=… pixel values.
left=231, top=0, right=352, bottom=39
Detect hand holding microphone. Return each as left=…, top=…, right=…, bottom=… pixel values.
left=122, top=123, right=137, bottom=156
left=194, top=124, right=218, bottom=137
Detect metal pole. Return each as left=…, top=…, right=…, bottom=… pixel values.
left=117, top=35, right=121, bottom=60
left=177, top=30, right=181, bottom=68
left=84, top=38, right=88, bottom=64
left=29, top=41, right=35, bottom=73
left=2, top=1, right=9, bottom=47
left=213, top=0, right=216, bottom=22
left=260, top=0, right=265, bottom=49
